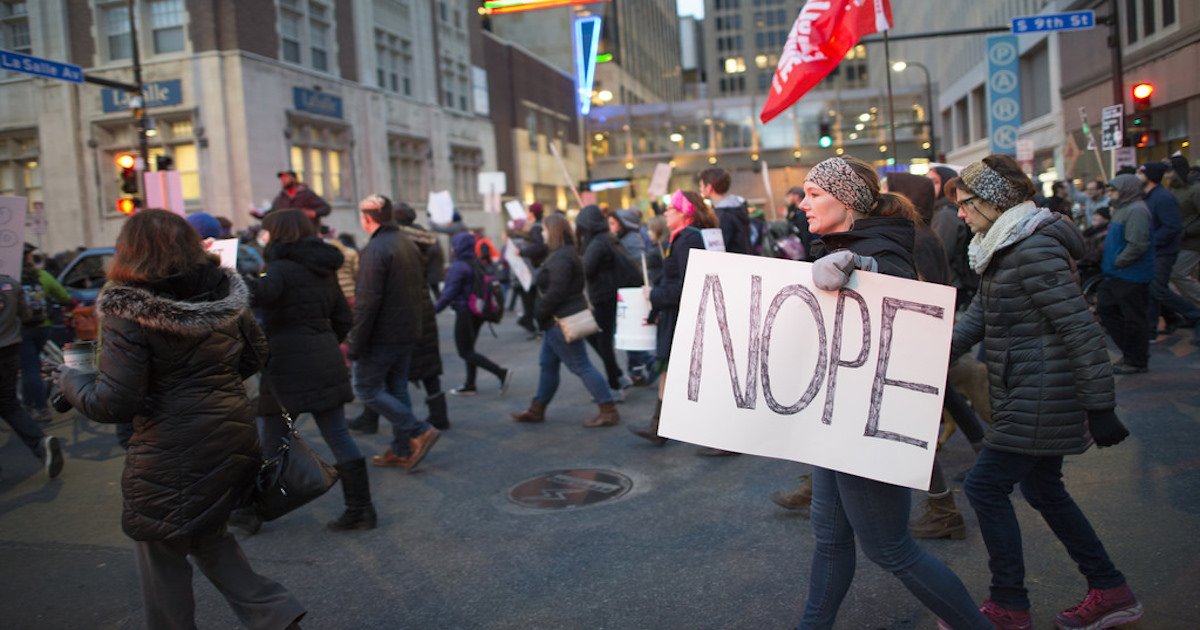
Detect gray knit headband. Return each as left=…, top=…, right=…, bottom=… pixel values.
left=806, top=157, right=875, bottom=215
left=960, top=161, right=1026, bottom=210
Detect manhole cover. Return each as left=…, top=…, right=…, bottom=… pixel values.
left=508, top=469, right=633, bottom=510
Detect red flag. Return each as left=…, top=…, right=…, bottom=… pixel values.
left=760, top=0, right=893, bottom=124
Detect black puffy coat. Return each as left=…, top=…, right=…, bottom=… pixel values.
left=249, top=237, right=353, bottom=415
left=576, top=205, right=623, bottom=306
left=534, top=246, right=589, bottom=331
left=951, top=210, right=1114, bottom=455
left=60, top=264, right=264, bottom=541
left=816, top=216, right=917, bottom=280
left=649, top=226, right=708, bottom=361
left=400, top=225, right=444, bottom=381
left=350, top=224, right=426, bottom=356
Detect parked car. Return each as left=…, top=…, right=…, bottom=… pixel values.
left=56, top=247, right=115, bottom=305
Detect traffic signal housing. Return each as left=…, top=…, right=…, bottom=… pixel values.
left=818, top=122, right=833, bottom=148
left=116, top=152, right=138, bottom=194
left=115, top=197, right=139, bottom=215
left=1132, top=82, right=1153, bottom=112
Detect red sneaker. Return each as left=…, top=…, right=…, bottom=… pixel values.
left=1055, top=584, right=1143, bottom=629
left=980, top=599, right=1033, bottom=630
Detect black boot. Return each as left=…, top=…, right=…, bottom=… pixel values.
left=327, top=459, right=377, bottom=531
left=425, top=391, right=450, bottom=431
left=628, top=399, right=666, bottom=446
left=348, top=407, right=379, bottom=434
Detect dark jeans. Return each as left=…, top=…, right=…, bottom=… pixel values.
left=964, top=447, right=1125, bottom=610
left=518, top=286, right=538, bottom=330
left=1096, top=277, right=1150, bottom=368
left=584, top=298, right=624, bottom=389
left=351, top=342, right=430, bottom=456
left=453, top=310, right=505, bottom=388
left=800, top=467, right=991, bottom=629
left=134, top=528, right=305, bottom=629
left=1148, top=251, right=1200, bottom=327
left=535, top=326, right=613, bottom=405
left=258, top=406, right=362, bottom=465
left=19, top=326, right=50, bottom=411
left=0, top=344, right=44, bottom=456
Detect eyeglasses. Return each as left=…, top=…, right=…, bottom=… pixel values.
left=957, top=195, right=979, bottom=211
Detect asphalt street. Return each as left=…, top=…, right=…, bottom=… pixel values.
left=1, top=310, right=1197, bottom=629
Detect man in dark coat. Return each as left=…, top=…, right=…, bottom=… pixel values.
left=348, top=194, right=440, bottom=471
left=256, top=170, right=330, bottom=222
left=1139, top=162, right=1198, bottom=334
left=698, top=167, right=751, bottom=254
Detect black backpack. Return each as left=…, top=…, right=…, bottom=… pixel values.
left=467, top=260, right=505, bottom=323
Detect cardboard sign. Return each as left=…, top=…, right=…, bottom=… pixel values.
left=427, top=191, right=455, bottom=225
left=646, top=163, right=673, bottom=198
left=0, top=196, right=28, bottom=279
left=503, top=239, right=533, bottom=291
left=660, top=250, right=956, bottom=490
left=209, top=238, right=239, bottom=270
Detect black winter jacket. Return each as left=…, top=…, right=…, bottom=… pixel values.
left=816, top=216, right=917, bottom=280
left=650, top=226, right=708, bottom=360
left=249, top=237, right=353, bottom=415
left=713, top=196, right=752, bottom=254
left=951, top=211, right=1114, bottom=455
left=60, top=264, right=265, bottom=541
left=577, top=205, right=623, bottom=306
left=399, top=224, right=445, bottom=381
left=270, top=183, right=330, bottom=219
left=350, top=224, right=426, bottom=356
left=534, top=247, right=589, bottom=330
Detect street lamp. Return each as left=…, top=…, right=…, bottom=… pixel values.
left=892, top=61, right=936, bottom=160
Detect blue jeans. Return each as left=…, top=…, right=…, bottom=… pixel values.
left=800, top=467, right=990, bottom=630
left=535, top=326, right=613, bottom=405
left=352, top=342, right=430, bottom=456
left=19, top=326, right=50, bottom=411
left=1, top=344, right=45, bottom=455
left=964, top=447, right=1124, bottom=610
left=257, top=405, right=362, bottom=465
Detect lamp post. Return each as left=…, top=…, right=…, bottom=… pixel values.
left=892, top=61, right=935, bottom=160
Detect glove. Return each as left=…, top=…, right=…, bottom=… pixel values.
left=1087, top=409, right=1129, bottom=448
left=812, top=251, right=877, bottom=291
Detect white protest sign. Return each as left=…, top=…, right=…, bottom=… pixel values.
left=503, top=239, right=533, bottom=291
left=477, top=171, right=506, bottom=196
left=504, top=200, right=526, bottom=222
left=660, top=250, right=956, bottom=490
left=700, top=228, right=726, bottom=252
left=0, top=196, right=28, bottom=279
left=1115, top=147, right=1137, bottom=171
left=646, top=163, right=673, bottom=198
left=209, top=238, right=239, bottom=270
left=427, top=190, right=455, bottom=225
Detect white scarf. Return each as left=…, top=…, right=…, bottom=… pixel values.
left=967, top=201, right=1054, bottom=274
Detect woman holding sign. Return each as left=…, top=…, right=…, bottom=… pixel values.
left=797, top=157, right=991, bottom=630
left=946, top=155, right=1141, bottom=630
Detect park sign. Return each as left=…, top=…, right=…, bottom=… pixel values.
left=0, top=49, right=83, bottom=83
left=659, top=251, right=956, bottom=490
left=1012, top=10, right=1095, bottom=34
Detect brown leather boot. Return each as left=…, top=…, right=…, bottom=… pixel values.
left=511, top=399, right=546, bottom=423
left=769, top=474, right=812, bottom=512
left=911, top=492, right=966, bottom=540
left=583, top=402, right=620, bottom=428
left=628, top=398, right=666, bottom=445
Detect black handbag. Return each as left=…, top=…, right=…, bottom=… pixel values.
left=239, top=316, right=339, bottom=521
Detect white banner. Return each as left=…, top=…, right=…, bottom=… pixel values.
left=660, top=250, right=956, bottom=490
left=503, top=239, right=533, bottom=291
left=208, top=238, right=239, bottom=270
left=427, top=191, right=455, bottom=225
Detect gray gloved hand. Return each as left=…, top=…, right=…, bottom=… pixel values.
left=812, top=250, right=877, bottom=290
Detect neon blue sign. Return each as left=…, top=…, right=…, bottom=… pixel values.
left=574, top=16, right=601, bottom=115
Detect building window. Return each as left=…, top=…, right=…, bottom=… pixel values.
left=1125, top=0, right=1176, bottom=47
left=375, top=30, right=412, bottom=96
left=526, top=108, right=538, bottom=150
left=149, top=0, right=185, bottom=54
left=388, top=136, right=428, bottom=203
left=99, top=1, right=188, bottom=62
left=0, top=134, right=41, bottom=205
left=0, top=1, right=31, bottom=55
left=279, top=0, right=334, bottom=73
left=103, top=4, right=132, bottom=61
left=287, top=122, right=350, bottom=201
left=450, top=146, right=482, bottom=203
left=1019, top=42, right=1050, bottom=122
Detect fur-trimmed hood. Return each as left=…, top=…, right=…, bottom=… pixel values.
left=97, top=264, right=249, bottom=337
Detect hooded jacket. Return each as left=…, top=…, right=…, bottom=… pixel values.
left=1145, top=183, right=1183, bottom=255
left=887, top=174, right=950, bottom=286
left=951, top=211, right=1114, bottom=456
left=713, top=195, right=752, bottom=254
left=534, top=245, right=589, bottom=330
left=435, top=231, right=478, bottom=314
left=249, top=237, right=353, bottom=415
left=1102, top=174, right=1154, bottom=283
left=59, top=263, right=265, bottom=541
left=814, top=216, right=917, bottom=280
left=350, top=224, right=426, bottom=356
left=576, top=205, right=624, bottom=305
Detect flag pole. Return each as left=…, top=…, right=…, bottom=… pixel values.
left=883, top=29, right=898, bottom=168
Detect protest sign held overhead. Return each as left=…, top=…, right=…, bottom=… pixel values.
left=760, top=0, right=893, bottom=124
left=659, top=250, right=955, bottom=490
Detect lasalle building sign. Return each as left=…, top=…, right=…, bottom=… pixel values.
left=293, top=87, right=343, bottom=119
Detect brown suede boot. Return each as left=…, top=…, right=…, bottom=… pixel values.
left=910, top=492, right=966, bottom=540
left=583, top=402, right=620, bottom=428
left=511, top=399, right=546, bottom=423
left=769, top=474, right=812, bottom=512
left=628, top=399, right=666, bottom=445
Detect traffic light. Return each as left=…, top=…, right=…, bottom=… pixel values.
left=115, top=197, right=139, bottom=215
left=818, top=122, right=833, bottom=148
left=155, top=154, right=174, bottom=171
left=1132, top=82, right=1153, bottom=112
left=115, top=152, right=138, bottom=194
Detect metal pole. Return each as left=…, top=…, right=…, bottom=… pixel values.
left=861, top=26, right=1010, bottom=44
left=883, top=30, right=898, bottom=167
left=916, top=62, right=936, bottom=160
left=127, top=0, right=148, bottom=205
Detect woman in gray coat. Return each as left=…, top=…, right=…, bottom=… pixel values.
left=945, top=155, right=1140, bottom=630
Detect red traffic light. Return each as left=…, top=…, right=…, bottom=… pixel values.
left=116, top=197, right=138, bottom=215
left=115, top=153, right=136, bottom=169
left=1132, top=83, right=1153, bottom=100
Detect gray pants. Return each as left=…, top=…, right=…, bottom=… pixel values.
left=134, top=529, right=305, bottom=630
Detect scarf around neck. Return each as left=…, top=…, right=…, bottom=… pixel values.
left=967, top=201, right=1054, bottom=274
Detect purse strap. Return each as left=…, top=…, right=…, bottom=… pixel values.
left=236, top=313, right=295, bottom=432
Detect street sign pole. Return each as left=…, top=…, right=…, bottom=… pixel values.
left=127, top=0, right=149, bottom=209
left=1079, top=108, right=1109, bottom=182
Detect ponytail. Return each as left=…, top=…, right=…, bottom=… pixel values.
left=872, top=191, right=924, bottom=227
